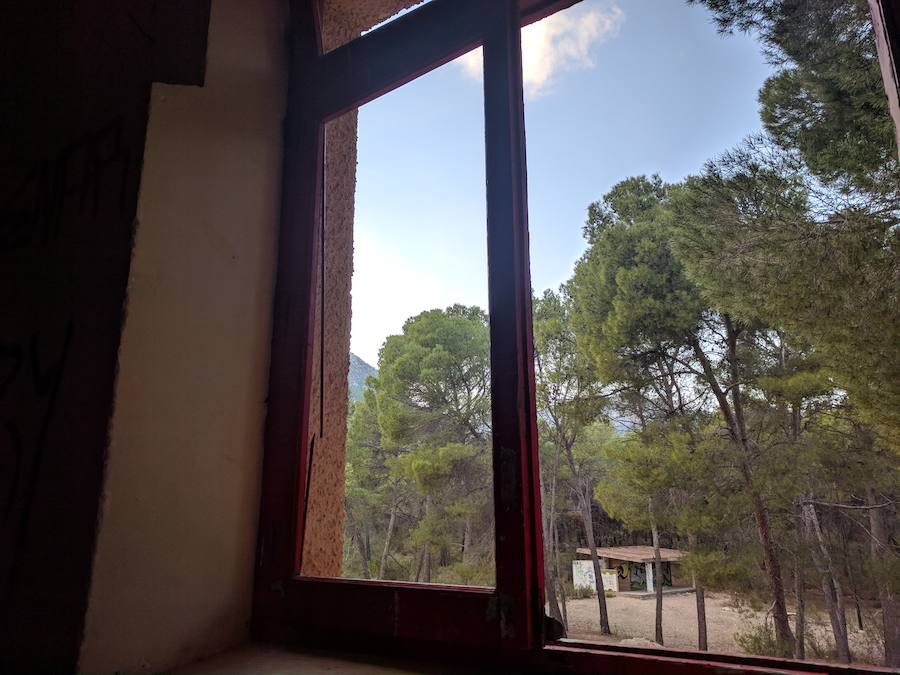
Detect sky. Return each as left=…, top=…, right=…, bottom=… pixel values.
left=347, top=0, right=773, bottom=366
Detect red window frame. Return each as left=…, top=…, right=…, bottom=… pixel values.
left=253, top=1, right=895, bottom=672
left=254, top=0, right=561, bottom=653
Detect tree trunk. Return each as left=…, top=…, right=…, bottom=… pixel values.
left=695, top=583, right=708, bottom=651
left=422, top=547, right=432, bottom=583
left=544, top=550, right=564, bottom=628
left=746, top=468, right=793, bottom=653
left=693, top=317, right=794, bottom=654
left=649, top=498, right=664, bottom=645
left=802, top=501, right=851, bottom=663
left=581, top=487, right=611, bottom=634
left=346, top=509, right=371, bottom=579
left=794, top=556, right=805, bottom=661
left=689, top=534, right=708, bottom=651
left=867, top=485, right=900, bottom=667
left=462, top=515, right=472, bottom=565
left=550, top=441, right=569, bottom=632
left=422, top=496, right=432, bottom=583
left=541, top=466, right=564, bottom=627
left=355, top=528, right=371, bottom=579
left=843, top=551, right=864, bottom=631
left=413, top=548, right=424, bottom=582
left=555, top=517, right=569, bottom=632
left=378, top=502, right=397, bottom=580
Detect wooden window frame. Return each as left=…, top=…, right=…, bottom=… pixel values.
left=253, top=0, right=896, bottom=672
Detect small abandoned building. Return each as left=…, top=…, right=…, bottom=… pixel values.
left=574, top=546, right=690, bottom=594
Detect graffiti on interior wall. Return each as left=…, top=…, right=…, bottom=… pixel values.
left=0, top=323, right=75, bottom=597
left=1, top=116, right=133, bottom=598
left=0, top=116, right=131, bottom=253
left=1, top=325, right=74, bottom=514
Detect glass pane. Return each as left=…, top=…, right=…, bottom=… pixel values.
left=526, top=0, right=899, bottom=669
left=299, top=51, right=496, bottom=587
left=362, top=1, right=434, bottom=36
left=322, top=2, right=435, bottom=53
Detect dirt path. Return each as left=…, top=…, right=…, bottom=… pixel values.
left=564, top=592, right=882, bottom=664
left=566, top=592, right=755, bottom=653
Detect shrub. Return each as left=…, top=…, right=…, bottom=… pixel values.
left=805, top=631, right=835, bottom=662
left=735, top=624, right=786, bottom=657
left=567, top=582, right=596, bottom=600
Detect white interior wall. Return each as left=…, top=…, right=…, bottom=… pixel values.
left=79, top=0, right=287, bottom=670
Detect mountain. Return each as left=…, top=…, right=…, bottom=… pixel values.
left=348, top=353, right=378, bottom=403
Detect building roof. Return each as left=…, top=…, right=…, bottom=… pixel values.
left=576, top=546, right=687, bottom=564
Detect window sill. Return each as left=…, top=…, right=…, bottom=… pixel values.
left=546, top=639, right=888, bottom=675
left=175, top=642, right=464, bottom=674
left=178, top=640, right=887, bottom=675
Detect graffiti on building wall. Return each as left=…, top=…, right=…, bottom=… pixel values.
left=605, top=559, right=677, bottom=591
left=629, top=561, right=646, bottom=590
left=572, top=560, right=618, bottom=593
left=1, top=117, right=131, bottom=254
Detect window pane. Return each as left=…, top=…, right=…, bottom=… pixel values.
left=322, top=2, right=434, bottom=53
left=526, top=0, right=899, bottom=668
left=299, top=51, right=496, bottom=587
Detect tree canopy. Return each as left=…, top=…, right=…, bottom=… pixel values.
left=338, top=0, right=900, bottom=664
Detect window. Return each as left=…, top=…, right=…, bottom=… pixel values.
left=525, top=1, right=900, bottom=671
left=255, top=0, right=545, bottom=653
left=255, top=0, right=900, bottom=671
left=302, top=56, right=495, bottom=587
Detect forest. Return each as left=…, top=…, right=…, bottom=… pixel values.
left=339, top=0, right=899, bottom=667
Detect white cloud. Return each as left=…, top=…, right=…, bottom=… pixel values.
left=457, top=3, right=624, bottom=98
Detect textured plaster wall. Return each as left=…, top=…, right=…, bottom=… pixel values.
left=300, top=112, right=357, bottom=576
left=79, top=0, right=287, bottom=670
left=300, top=0, right=419, bottom=577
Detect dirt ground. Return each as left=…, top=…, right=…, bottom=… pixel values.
left=564, top=592, right=883, bottom=665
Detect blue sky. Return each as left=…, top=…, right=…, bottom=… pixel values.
left=348, top=0, right=772, bottom=365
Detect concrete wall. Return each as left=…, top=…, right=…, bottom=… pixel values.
left=79, top=0, right=287, bottom=670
